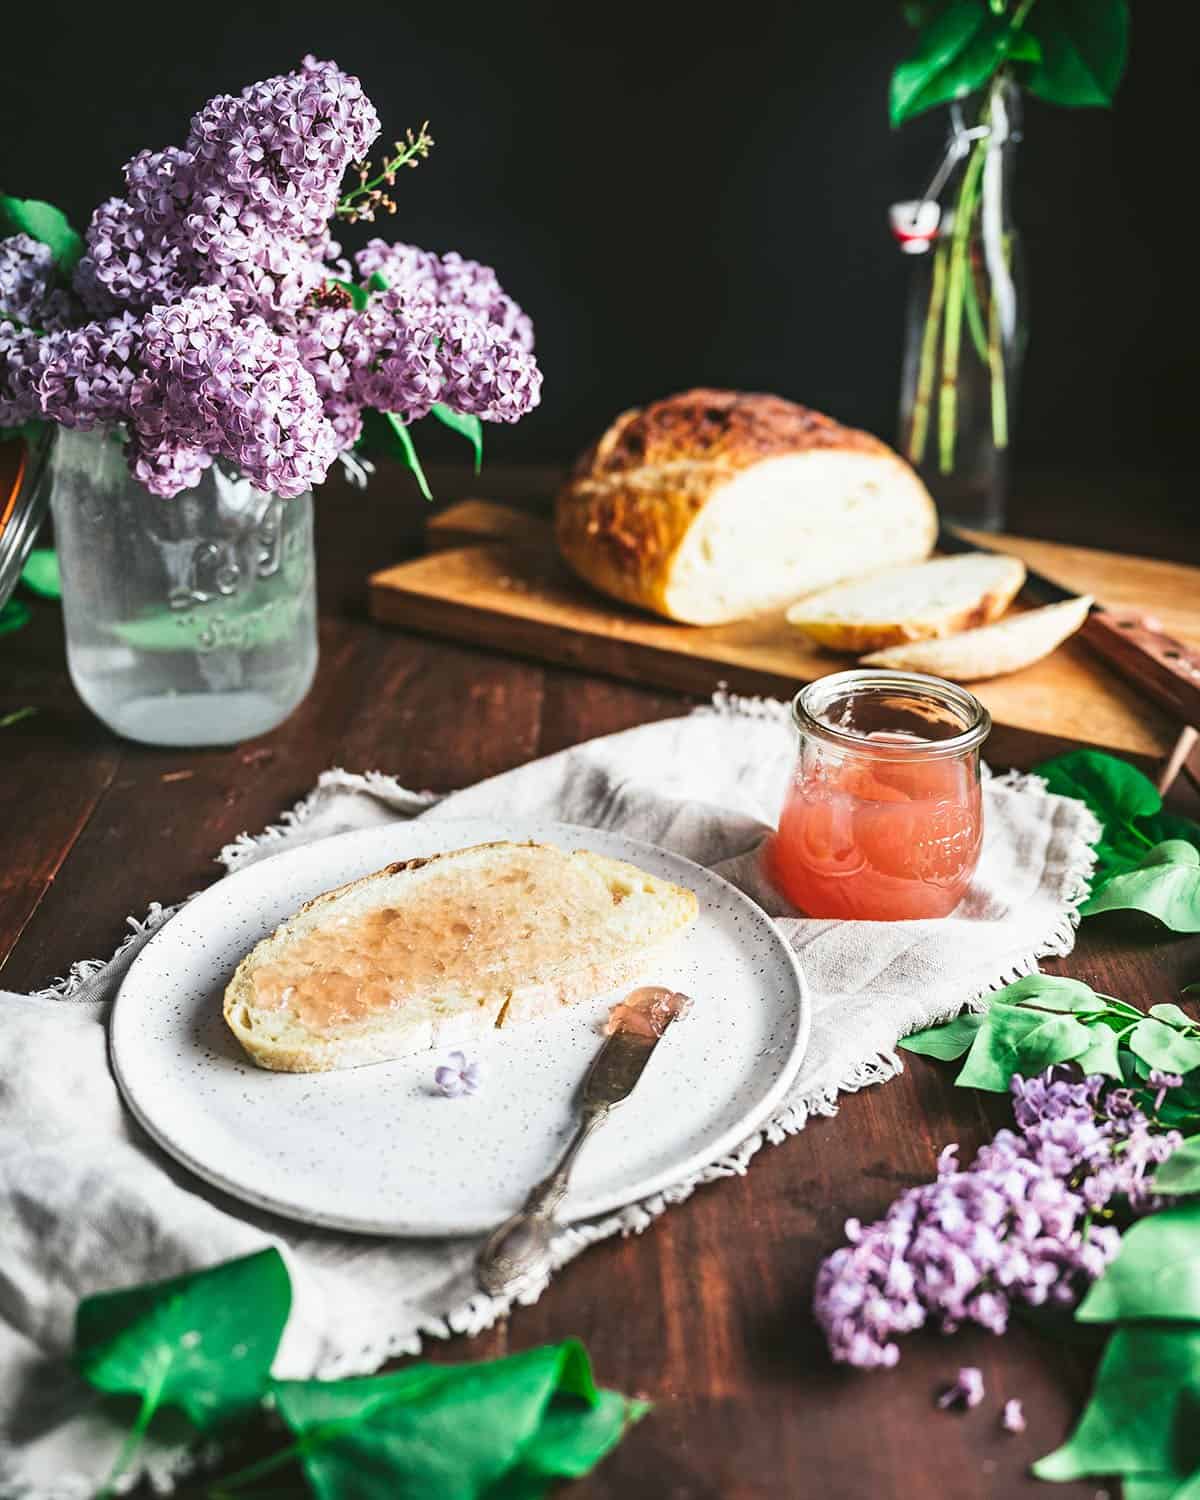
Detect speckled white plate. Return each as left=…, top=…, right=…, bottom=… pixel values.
left=111, top=818, right=810, bottom=1237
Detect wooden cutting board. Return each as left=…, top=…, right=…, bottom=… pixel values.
left=369, top=501, right=1200, bottom=757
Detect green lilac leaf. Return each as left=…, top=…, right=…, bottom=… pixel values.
left=992, top=1011, right=1094, bottom=1072
left=357, top=408, right=434, bottom=500
left=1151, top=1003, right=1199, bottom=1031
left=1143, top=812, right=1200, bottom=857
left=1153, top=1137, right=1200, bottom=1197
left=889, top=1, right=1014, bottom=126
left=1105, top=997, right=1151, bottom=1018
left=955, top=1002, right=1092, bottom=1091
left=990, top=973, right=1107, bottom=1013
left=388, top=414, right=433, bottom=501
left=1128, top=1018, right=1200, bottom=1073
left=0, top=598, right=31, bottom=636
left=1156, top=1097, right=1200, bottom=1138
left=0, top=417, right=47, bottom=445
left=1005, top=29, right=1041, bottom=63
left=1023, top=0, right=1130, bottom=108
left=1088, top=1009, right=1140, bottom=1033
left=1035, top=752, right=1200, bottom=922
left=510, top=1388, right=649, bottom=1490
left=1032, top=1325, right=1200, bottom=1481
left=1078, top=1204, right=1200, bottom=1323
left=898, top=1012, right=985, bottom=1060
left=74, top=1247, right=290, bottom=1432
left=1167, top=1469, right=1200, bottom=1500
left=19, top=547, right=60, bottom=599
left=0, top=194, right=84, bottom=272
left=431, top=403, right=484, bottom=475
left=1124, top=1479, right=1195, bottom=1500
left=1093, top=836, right=1149, bottom=882
left=366, top=269, right=391, bottom=293
left=1036, top=749, right=1160, bottom=822
left=1082, top=842, right=1200, bottom=933
left=272, top=1339, right=644, bottom=1500
left=1072, top=1022, right=1123, bottom=1079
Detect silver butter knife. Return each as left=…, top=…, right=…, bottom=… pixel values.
left=475, top=990, right=688, bottom=1297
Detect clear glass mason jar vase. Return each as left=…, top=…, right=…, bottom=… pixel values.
left=48, top=426, right=318, bottom=746
left=897, top=78, right=1026, bottom=532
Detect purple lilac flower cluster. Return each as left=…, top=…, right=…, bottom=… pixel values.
left=355, top=238, right=535, bottom=351
left=0, top=235, right=75, bottom=331
left=0, top=235, right=76, bottom=426
left=0, top=58, right=540, bottom=496
left=78, top=56, right=379, bottom=318
left=813, top=1069, right=1184, bottom=1370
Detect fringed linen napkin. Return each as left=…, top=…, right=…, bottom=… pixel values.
left=0, top=694, right=1098, bottom=1496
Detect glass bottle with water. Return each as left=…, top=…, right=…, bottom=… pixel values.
left=49, top=426, right=318, bottom=746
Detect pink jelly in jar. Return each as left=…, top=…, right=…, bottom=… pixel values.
left=766, top=670, right=991, bottom=920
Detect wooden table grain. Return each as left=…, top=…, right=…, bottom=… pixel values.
left=2, top=463, right=1198, bottom=1500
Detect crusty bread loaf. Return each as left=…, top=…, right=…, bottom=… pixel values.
left=224, top=841, right=698, bottom=1073
left=860, top=595, right=1093, bottom=680
left=555, top=389, right=937, bottom=625
left=786, top=552, right=1027, bottom=652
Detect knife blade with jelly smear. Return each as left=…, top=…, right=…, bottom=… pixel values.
left=475, top=987, right=691, bottom=1297
left=938, top=523, right=1200, bottom=730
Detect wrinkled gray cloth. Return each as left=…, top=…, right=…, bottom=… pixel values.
left=0, top=696, right=1098, bottom=1497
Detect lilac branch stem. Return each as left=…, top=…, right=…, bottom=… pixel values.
left=906, top=236, right=949, bottom=467
left=938, top=133, right=987, bottom=474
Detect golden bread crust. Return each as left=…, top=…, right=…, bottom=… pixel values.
left=555, top=388, right=930, bottom=621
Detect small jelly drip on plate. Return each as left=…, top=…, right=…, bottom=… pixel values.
left=604, top=986, right=692, bottom=1039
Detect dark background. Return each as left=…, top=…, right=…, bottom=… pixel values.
left=2, top=1, right=1189, bottom=480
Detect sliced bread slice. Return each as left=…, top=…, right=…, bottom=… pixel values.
left=859, top=595, right=1093, bottom=681
left=224, top=840, right=699, bottom=1073
left=785, top=552, right=1027, bottom=652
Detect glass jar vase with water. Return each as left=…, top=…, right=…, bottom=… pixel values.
left=49, top=426, right=317, bottom=746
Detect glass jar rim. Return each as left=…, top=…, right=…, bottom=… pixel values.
left=791, top=669, right=991, bottom=760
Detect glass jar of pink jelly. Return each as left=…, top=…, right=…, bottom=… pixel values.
left=766, top=670, right=991, bottom=920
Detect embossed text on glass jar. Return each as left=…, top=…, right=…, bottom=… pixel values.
left=766, top=670, right=990, bottom=920
left=49, top=426, right=317, bottom=746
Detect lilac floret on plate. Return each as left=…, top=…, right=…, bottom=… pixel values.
left=434, top=1051, right=482, bottom=1098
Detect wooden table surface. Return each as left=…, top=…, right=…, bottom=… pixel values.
left=2, top=463, right=1198, bottom=1499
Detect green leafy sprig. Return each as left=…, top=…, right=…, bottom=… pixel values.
left=73, top=1249, right=644, bottom=1498
left=894, top=1, right=1129, bottom=479
left=891, top=0, right=1130, bottom=128
left=900, top=975, right=1200, bottom=1130
left=1035, top=750, right=1200, bottom=932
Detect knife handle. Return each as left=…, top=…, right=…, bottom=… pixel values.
left=521, top=1103, right=610, bottom=1221
left=1081, top=607, right=1200, bottom=731
left=475, top=1105, right=609, bottom=1297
